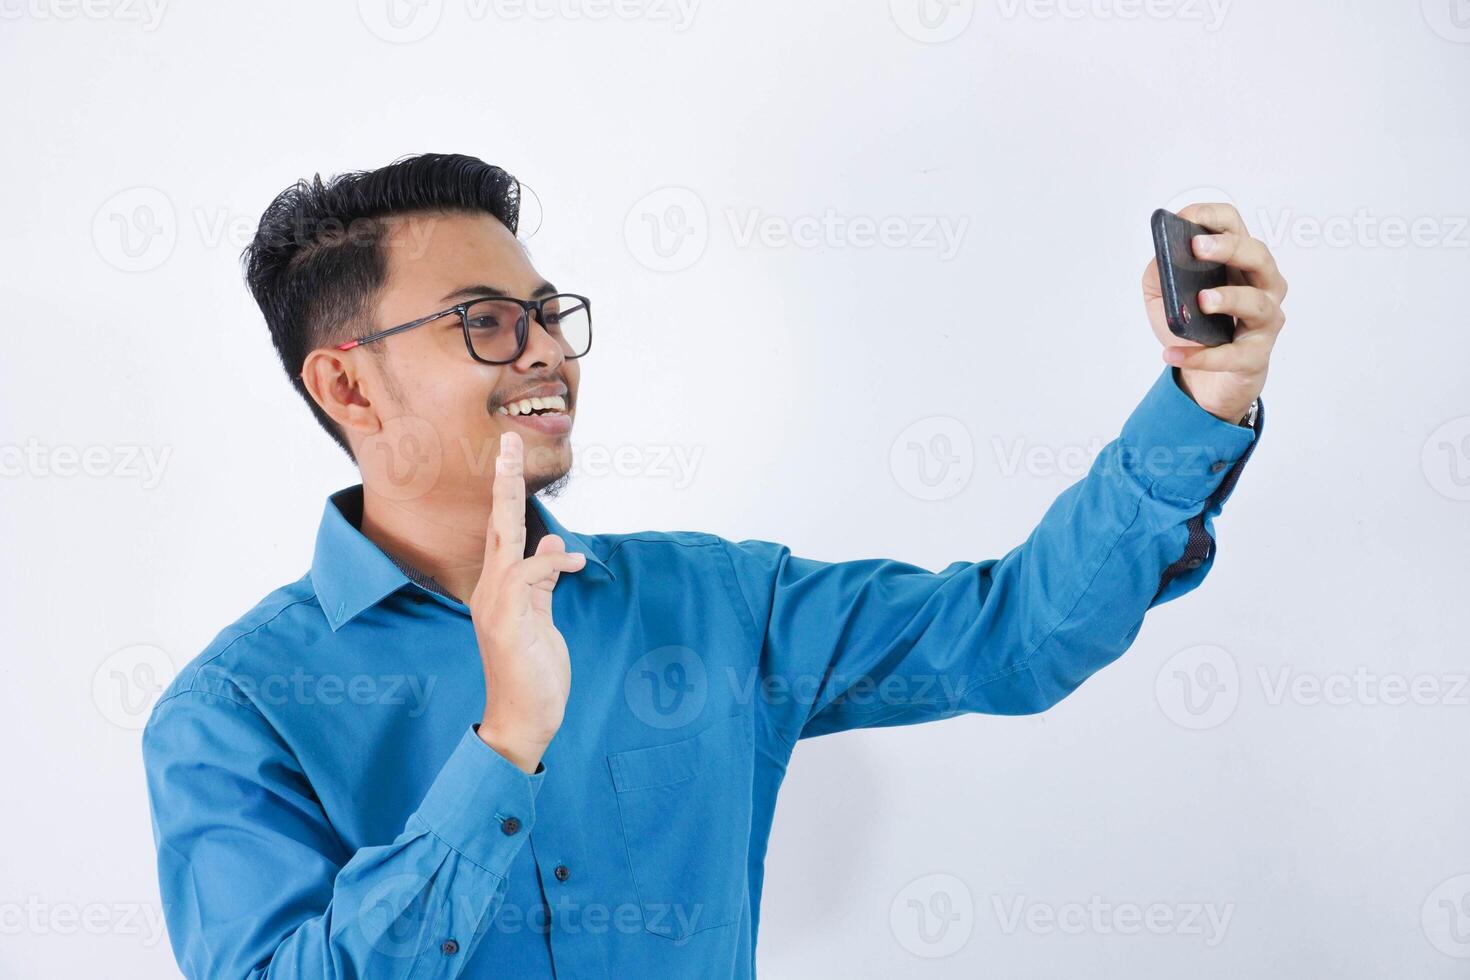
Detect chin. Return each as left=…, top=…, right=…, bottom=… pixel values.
left=523, top=441, right=573, bottom=497
left=521, top=434, right=570, bottom=468
left=528, top=466, right=572, bottom=498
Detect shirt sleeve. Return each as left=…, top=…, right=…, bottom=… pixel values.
left=719, top=365, right=1263, bottom=747
left=143, top=689, right=542, bottom=979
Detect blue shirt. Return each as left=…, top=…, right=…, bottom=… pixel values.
left=143, top=366, right=1261, bottom=979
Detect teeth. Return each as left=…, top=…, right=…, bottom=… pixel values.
left=497, top=394, right=567, bottom=416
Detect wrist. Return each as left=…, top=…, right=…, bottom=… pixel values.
left=1173, top=368, right=1257, bottom=425
left=477, top=718, right=550, bottom=774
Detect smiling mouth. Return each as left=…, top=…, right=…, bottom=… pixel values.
left=496, top=394, right=569, bottom=418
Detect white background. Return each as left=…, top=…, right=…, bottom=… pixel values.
left=2, top=0, right=1468, bottom=976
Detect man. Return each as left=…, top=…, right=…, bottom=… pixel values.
left=143, top=152, right=1285, bottom=978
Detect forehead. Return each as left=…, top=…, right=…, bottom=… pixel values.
left=379, top=210, right=540, bottom=300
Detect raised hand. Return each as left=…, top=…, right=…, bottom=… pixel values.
left=1141, top=202, right=1288, bottom=423
left=471, top=430, right=587, bottom=773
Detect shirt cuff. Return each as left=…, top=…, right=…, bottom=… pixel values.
left=1118, top=365, right=1258, bottom=505
left=414, top=725, right=544, bottom=875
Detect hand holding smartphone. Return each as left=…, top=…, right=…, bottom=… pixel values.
left=1150, top=208, right=1235, bottom=347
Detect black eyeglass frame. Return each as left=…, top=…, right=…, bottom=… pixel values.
left=335, top=293, right=593, bottom=365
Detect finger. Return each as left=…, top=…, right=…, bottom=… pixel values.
left=531, top=534, right=567, bottom=613
left=1192, top=232, right=1287, bottom=303
left=530, top=572, right=556, bottom=616
left=1178, top=202, right=1246, bottom=237
left=530, top=576, right=558, bottom=616
left=1163, top=330, right=1272, bottom=374
left=498, top=550, right=586, bottom=618
left=486, top=431, right=526, bottom=577
left=1140, top=257, right=1162, bottom=298
left=1198, top=285, right=1286, bottom=336
left=508, top=552, right=587, bottom=590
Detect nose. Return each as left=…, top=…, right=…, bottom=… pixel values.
left=514, top=310, right=566, bottom=372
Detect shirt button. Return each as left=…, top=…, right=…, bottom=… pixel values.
left=441, top=939, right=460, bottom=955
left=501, top=816, right=521, bottom=835
left=1210, top=460, right=1228, bottom=474
left=554, top=864, right=570, bottom=882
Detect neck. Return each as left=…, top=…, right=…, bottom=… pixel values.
left=358, top=482, right=527, bottom=602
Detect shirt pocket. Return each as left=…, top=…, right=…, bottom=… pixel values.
left=607, top=712, right=754, bottom=942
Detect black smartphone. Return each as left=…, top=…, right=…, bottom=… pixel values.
left=1150, top=208, right=1234, bottom=347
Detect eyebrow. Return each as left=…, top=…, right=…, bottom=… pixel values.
left=439, top=281, right=558, bottom=303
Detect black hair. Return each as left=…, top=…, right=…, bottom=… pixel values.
left=241, top=153, right=522, bottom=458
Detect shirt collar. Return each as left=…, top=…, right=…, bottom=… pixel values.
left=528, top=494, right=616, bottom=584
left=310, top=485, right=614, bottom=632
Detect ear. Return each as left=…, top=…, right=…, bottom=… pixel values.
left=300, top=347, right=381, bottom=442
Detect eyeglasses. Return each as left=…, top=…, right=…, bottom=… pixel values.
left=336, top=293, right=593, bottom=365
